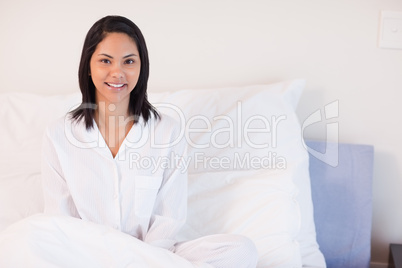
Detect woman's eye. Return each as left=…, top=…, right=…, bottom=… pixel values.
left=125, top=59, right=135, bottom=64
left=100, top=59, right=110, bottom=64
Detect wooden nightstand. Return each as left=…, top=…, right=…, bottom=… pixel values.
left=389, top=244, right=402, bottom=268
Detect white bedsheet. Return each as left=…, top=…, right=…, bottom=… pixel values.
left=0, top=214, right=197, bottom=268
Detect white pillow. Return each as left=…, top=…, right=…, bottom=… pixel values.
left=0, top=92, right=81, bottom=231
left=148, top=80, right=325, bottom=267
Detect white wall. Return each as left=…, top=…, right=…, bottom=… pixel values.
left=1, top=0, right=401, bottom=265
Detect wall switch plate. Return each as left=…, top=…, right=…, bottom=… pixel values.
left=379, top=11, right=402, bottom=49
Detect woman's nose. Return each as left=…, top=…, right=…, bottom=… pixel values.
left=111, top=64, right=123, bottom=78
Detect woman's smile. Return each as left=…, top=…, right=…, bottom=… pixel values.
left=105, top=82, right=127, bottom=91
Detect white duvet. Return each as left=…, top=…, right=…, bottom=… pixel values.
left=0, top=214, right=198, bottom=268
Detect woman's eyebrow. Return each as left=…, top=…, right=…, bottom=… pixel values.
left=98, top=53, right=113, bottom=58
left=123, top=53, right=138, bottom=58
left=97, top=53, right=138, bottom=58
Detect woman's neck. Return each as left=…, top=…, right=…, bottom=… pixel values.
left=95, top=101, right=130, bottom=125
left=94, top=100, right=135, bottom=157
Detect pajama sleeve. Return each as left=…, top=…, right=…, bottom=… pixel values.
left=143, top=129, right=188, bottom=250
left=41, top=127, right=79, bottom=217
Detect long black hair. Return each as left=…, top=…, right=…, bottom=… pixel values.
left=71, top=15, right=159, bottom=129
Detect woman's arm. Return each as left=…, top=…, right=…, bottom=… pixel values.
left=41, top=127, right=79, bottom=217
left=144, top=134, right=188, bottom=250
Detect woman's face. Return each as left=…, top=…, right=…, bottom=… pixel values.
left=90, top=32, right=141, bottom=107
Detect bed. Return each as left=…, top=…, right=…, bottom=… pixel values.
left=0, top=80, right=374, bottom=267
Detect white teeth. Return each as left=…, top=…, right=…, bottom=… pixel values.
left=107, top=83, right=124, bottom=88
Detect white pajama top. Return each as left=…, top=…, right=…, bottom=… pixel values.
left=41, top=113, right=188, bottom=250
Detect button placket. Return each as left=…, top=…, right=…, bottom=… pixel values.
left=112, top=161, right=121, bottom=230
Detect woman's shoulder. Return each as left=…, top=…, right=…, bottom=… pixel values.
left=44, top=113, right=85, bottom=140
left=44, top=115, right=66, bottom=134
left=147, top=112, right=185, bottom=146
left=151, top=112, right=182, bottom=133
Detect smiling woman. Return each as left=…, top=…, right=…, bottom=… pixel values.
left=36, top=15, right=260, bottom=268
